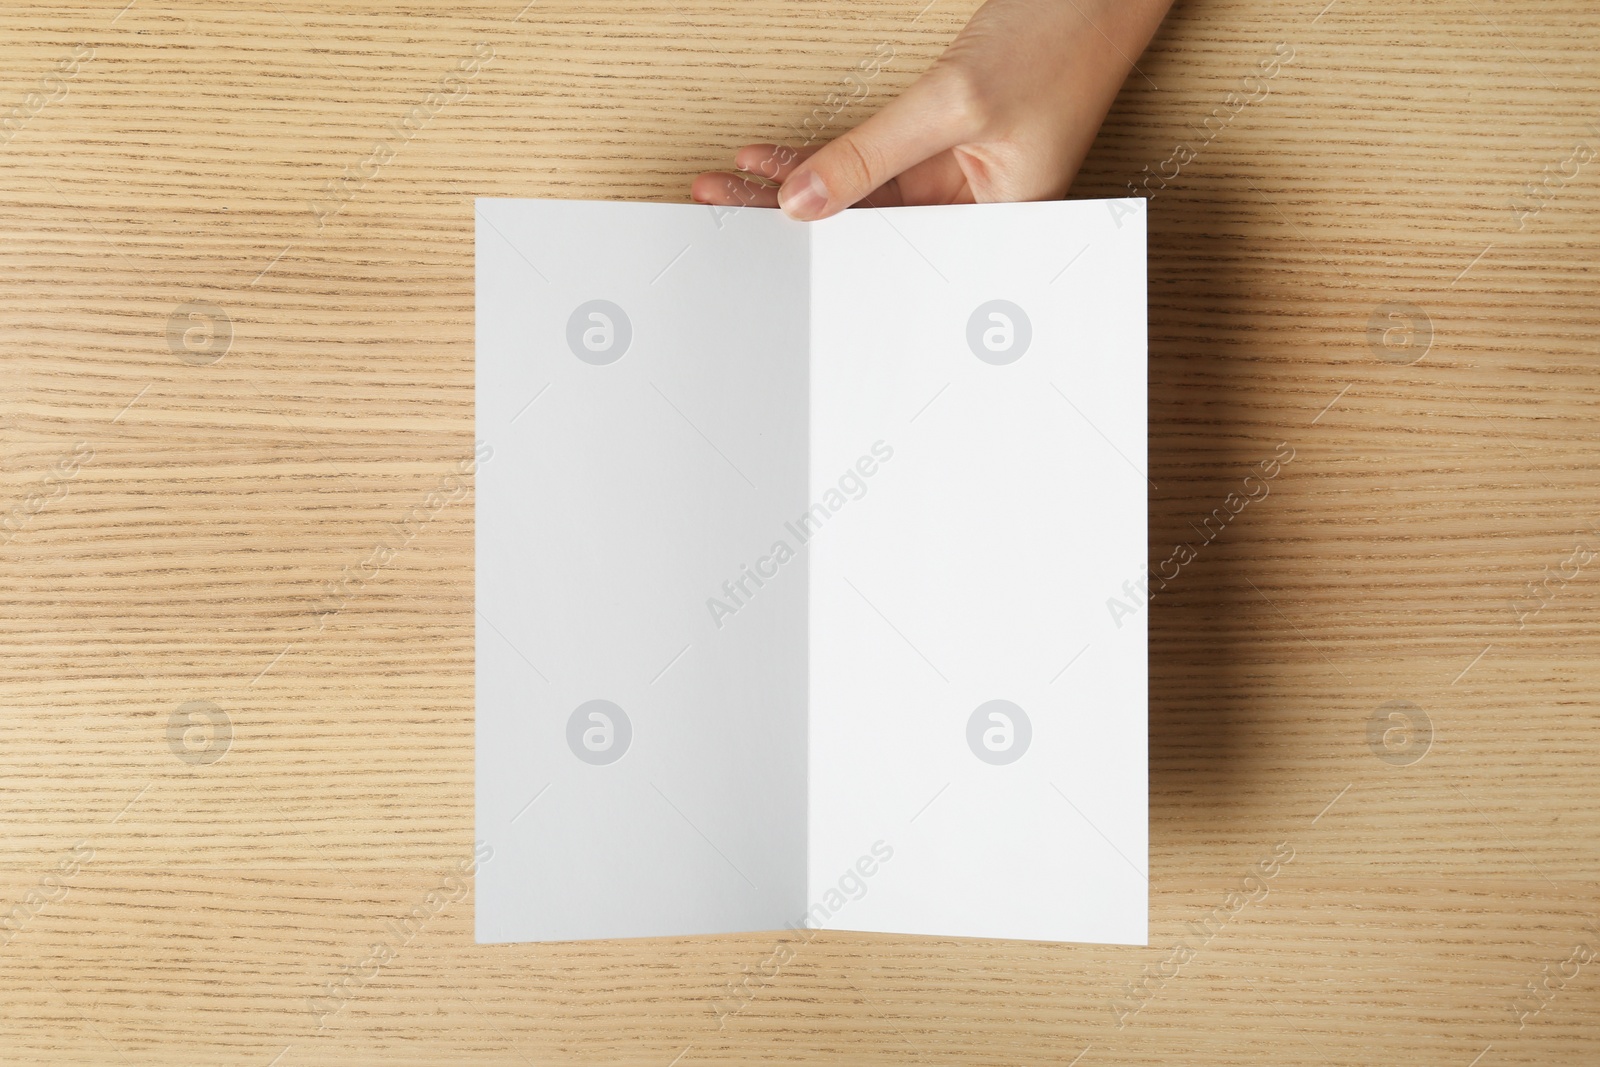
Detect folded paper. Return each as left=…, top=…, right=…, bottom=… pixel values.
left=475, top=196, right=1148, bottom=945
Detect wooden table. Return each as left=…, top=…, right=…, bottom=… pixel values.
left=2, top=1, right=1597, bottom=1063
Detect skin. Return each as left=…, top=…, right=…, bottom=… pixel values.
left=690, top=0, right=1176, bottom=221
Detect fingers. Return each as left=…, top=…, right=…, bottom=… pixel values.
left=860, top=152, right=975, bottom=209
left=777, top=66, right=982, bottom=221
left=690, top=122, right=977, bottom=213
left=690, top=144, right=819, bottom=208
left=690, top=170, right=779, bottom=209
left=733, top=143, right=818, bottom=182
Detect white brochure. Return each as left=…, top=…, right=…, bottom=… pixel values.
left=475, top=196, right=1148, bottom=946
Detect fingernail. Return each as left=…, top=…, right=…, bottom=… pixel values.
left=778, top=170, right=828, bottom=220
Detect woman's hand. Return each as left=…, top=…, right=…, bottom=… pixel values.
left=690, top=0, right=1173, bottom=221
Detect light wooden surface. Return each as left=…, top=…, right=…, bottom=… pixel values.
left=2, top=0, right=1598, bottom=1063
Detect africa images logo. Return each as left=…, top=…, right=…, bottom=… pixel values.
left=566, top=299, right=632, bottom=365
left=966, top=299, right=1032, bottom=365
left=566, top=699, right=632, bottom=765
left=967, top=700, right=1032, bottom=764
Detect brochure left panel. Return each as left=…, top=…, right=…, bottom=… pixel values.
left=475, top=200, right=811, bottom=941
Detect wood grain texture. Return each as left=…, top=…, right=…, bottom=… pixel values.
left=2, top=0, right=1598, bottom=1063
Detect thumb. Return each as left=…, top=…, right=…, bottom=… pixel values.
left=778, top=68, right=978, bottom=221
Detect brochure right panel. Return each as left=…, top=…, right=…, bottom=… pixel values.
left=806, top=199, right=1149, bottom=945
